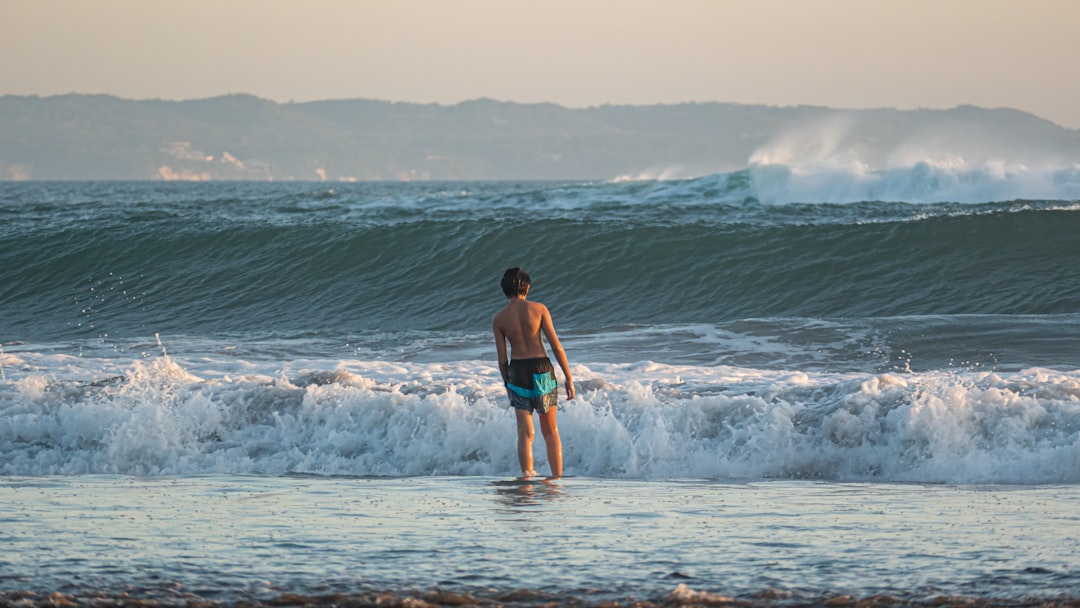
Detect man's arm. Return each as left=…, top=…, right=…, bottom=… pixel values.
left=539, top=306, right=575, bottom=400
left=493, top=317, right=510, bottom=385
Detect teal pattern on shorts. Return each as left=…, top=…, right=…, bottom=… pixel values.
left=506, top=358, right=559, bottom=414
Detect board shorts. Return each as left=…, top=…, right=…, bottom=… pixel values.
left=506, top=357, right=559, bottom=414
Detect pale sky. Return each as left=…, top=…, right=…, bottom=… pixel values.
left=3, top=0, right=1079, bottom=128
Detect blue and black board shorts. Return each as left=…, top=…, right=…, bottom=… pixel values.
left=506, top=357, right=559, bottom=414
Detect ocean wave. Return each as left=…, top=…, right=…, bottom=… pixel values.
left=3, top=194, right=1080, bottom=339
left=2, top=352, right=1078, bottom=483
left=615, top=160, right=1080, bottom=205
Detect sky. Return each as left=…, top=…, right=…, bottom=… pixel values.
left=3, top=0, right=1079, bottom=129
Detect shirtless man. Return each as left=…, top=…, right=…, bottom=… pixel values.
left=492, top=267, right=575, bottom=478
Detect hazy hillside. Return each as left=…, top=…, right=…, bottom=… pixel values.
left=1, top=94, right=1077, bottom=181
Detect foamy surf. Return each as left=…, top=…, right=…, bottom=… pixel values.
left=613, top=161, right=1080, bottom=205
left=3, top=345, right=1078, bottom=483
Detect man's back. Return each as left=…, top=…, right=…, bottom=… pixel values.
left=493, top=299, right=549, bottom=360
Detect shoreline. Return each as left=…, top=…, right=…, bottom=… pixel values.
left=3, top=477, right=1077, bottom=603
left=3, top=587, right=1078, bottom=608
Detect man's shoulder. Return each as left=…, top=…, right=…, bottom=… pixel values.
left=529, top=301, right=551, bottom=319
left=492, top=303, right=517, bottom=324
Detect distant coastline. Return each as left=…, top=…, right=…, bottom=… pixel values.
left=2, top=94, right=1078, bottom=181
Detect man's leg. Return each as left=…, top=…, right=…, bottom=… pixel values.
left=538, top=407, right=562, bottom=478
left=515, top=408, right=536, bottom=476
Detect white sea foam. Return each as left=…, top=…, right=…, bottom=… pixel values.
left=745, top=160, right=1080, bottom=205
left=2, top=349, right=1078, bottom=483
left=606, top=110, right=1080, bottom=205
left=609, top=161, right=1080, bottom=208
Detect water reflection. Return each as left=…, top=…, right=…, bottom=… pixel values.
left=489, top=477, right=564, bottom=509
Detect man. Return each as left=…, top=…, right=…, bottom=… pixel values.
left=492, top=267, right=575, bottom=478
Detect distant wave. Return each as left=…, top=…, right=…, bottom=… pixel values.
left=614, top=160, right=1080, bottom=205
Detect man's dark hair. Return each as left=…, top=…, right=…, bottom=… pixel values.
left=501, top=267, right=531, bottom=297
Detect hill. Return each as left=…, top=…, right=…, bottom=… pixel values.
left=1, top=94, right=1077, bottom=181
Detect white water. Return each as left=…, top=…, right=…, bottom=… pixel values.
left=613, top=162, right=1080, bottom=206
left=744, top=160, right=1080, bottom=205
left=3, top=344, right=1078, bottom=482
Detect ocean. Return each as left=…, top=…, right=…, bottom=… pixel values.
left=2, top=165, right=1080, bottom=606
